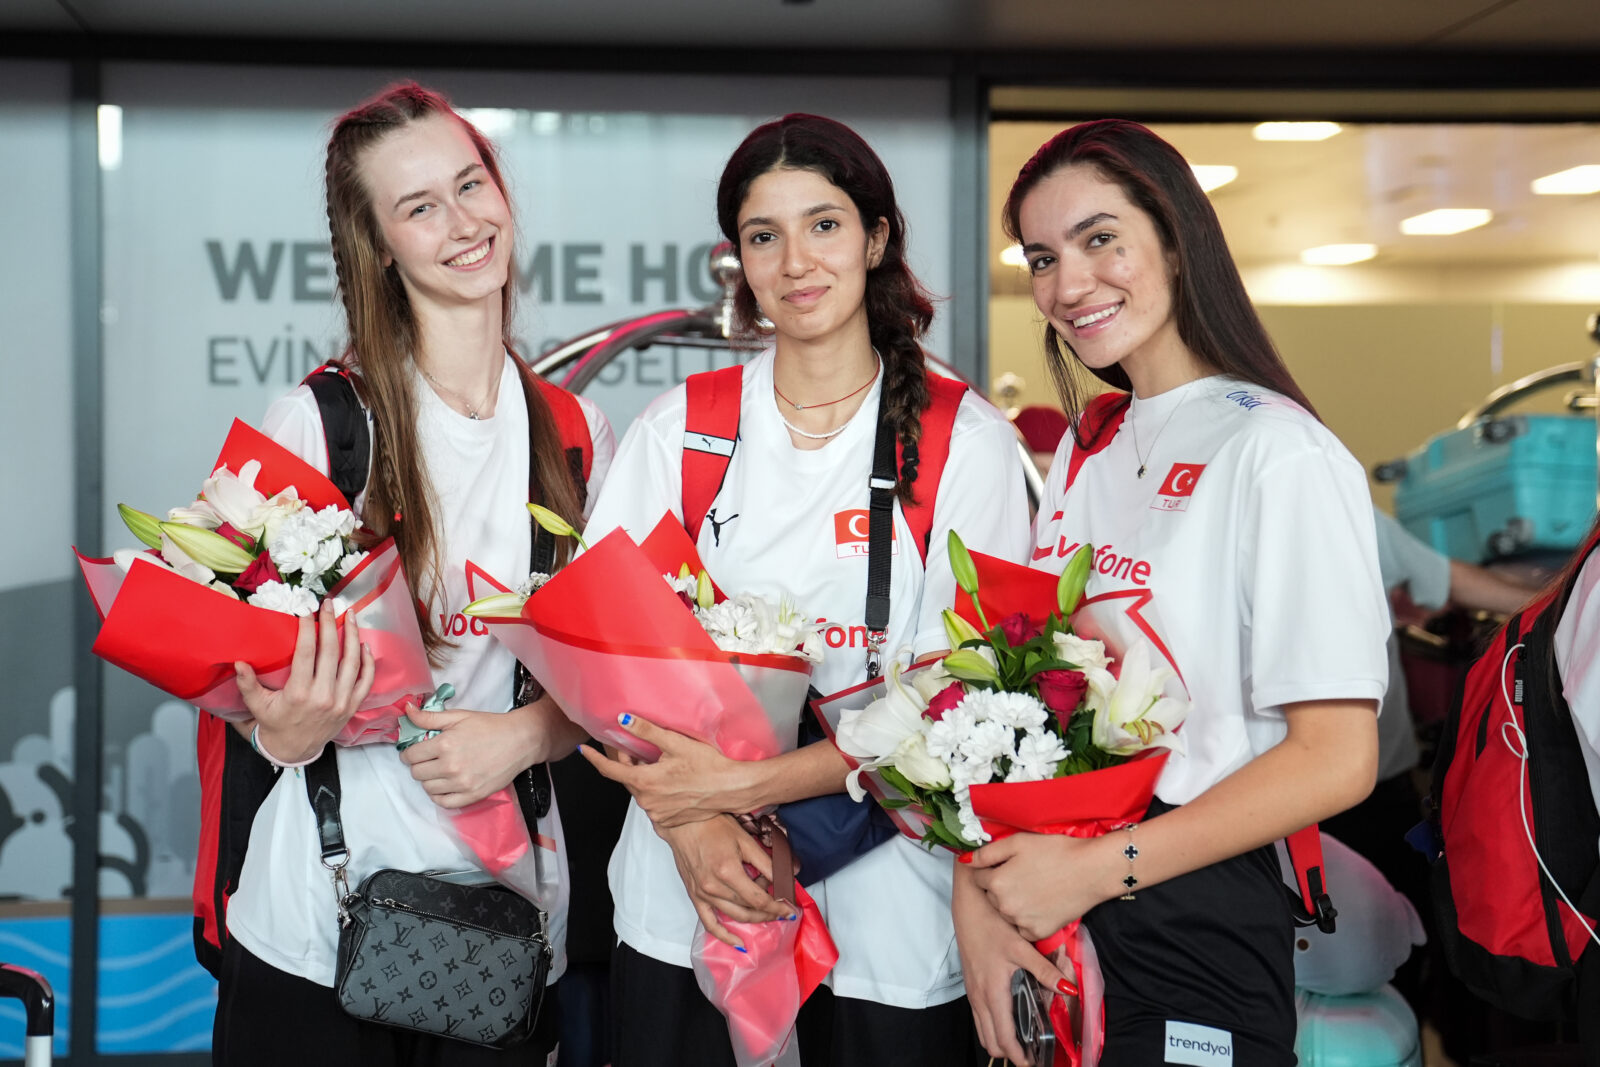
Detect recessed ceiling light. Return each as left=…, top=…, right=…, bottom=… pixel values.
left=1532, top=165, right=1600, bottom=196
left=1190, top=165, right=1238, bottom=193
left=1000, top=244, right=1029, bottom=269
left=1300, top=244, right=1377, bottom=266
left=1253, top=122, right=1342, bottom=142
left=1400, top=209, right=1493, bottom=235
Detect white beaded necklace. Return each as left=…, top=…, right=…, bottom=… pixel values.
left=775, top=357, right=880, bottom=441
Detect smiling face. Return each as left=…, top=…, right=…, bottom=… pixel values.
left=358, top=112, right=512, bottom=318
left=735, top=166, right=888, bottom=348
left=1018, top=164, right=1190, bottom=394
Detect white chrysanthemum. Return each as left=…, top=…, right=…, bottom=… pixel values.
left=697, top=595, right=763, bottom=652
left=960, top=689, right=1049, bottom=730
left=337, top=551, right=368, bottom=579
left=959, top=718, right=1016, bottom=766
left=1009, top=729, right=1069, bottom=782
left=517, top=571, right=552, bottom=597
left=268, top=507, right=347, bottom=578
left=248, top=579, right=319, bottom=616
left=662, top=572, right=698, bottom=599
left=925, top=705, right=978, bottom=763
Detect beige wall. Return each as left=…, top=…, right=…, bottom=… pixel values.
left=987, top=298, right=1598, bottom=510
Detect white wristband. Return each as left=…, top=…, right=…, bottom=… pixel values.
left=250, top=723, right=320, bottom=772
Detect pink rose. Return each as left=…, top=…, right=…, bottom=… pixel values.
left=998, top=611, right=1041, bottom=647
left=923, top=681, right=966, bottom=723
left=234, top=551, right=282, bottom=595
left=1036, top=668, right=1089, bottom=723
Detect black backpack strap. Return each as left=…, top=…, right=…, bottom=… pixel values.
left=865, top=405, right=897, bottom=678
left=305, top=365, right=370, bottom=507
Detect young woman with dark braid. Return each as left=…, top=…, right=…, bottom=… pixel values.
left=210, top=83, right=614, bottom=1065
left=578, top=114, right=1029, bottom=1066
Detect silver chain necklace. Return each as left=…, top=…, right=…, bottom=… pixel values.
left=422, top=365, right=498, bottom=420
left=1130, top=381, right=1197, bottom=478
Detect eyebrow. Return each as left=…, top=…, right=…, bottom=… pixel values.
left=1021, top=211, right=1119, bottom=255
left=739, top=202, right=850, bottom=232
left=393, top=163, right=483, bottom=211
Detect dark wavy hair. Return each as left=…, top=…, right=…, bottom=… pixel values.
left=1002, top=119, right=1318, bottom=449
left=716, top=113, right=936, bottom=502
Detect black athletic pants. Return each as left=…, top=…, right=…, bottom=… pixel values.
left=213, top=937, right=559, bottom=1066
left=610, top=940, right=986, bottom=1067
left=1081, top=799, right=1298, bottom=1066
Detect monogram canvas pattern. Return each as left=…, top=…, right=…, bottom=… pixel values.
left=336, top=870, right=549, bottom=1048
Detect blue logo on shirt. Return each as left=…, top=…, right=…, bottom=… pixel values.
left=1226, top=390, right=1264, bottom=411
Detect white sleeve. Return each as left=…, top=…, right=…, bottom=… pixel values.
left=1554, top=553, right=1600, bottom=816
left=259, top=384, right=329, bottom=475
left=1240, top=444, right=1390, bottom=712
left=1372, top=508, right=1450, bottom=609
left=581, top=395, right=686, bottom=544
left=575, top=395, right=618, bottom=521
left=911, top=393, right=1033, bottom=658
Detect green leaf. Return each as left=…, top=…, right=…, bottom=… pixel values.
left=878, top=764, right=919, bottom=801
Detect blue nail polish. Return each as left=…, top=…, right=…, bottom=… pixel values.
left=734, top=945, right=747, bottom=953
left=618, top=713, right=633, bottom=727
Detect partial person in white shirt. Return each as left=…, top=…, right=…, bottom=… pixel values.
left=957, top=119, right=1392, bottom=1067
left=211, top=82, right=613, bottom=1067
left=578, top=114, right=1029, bottom=1067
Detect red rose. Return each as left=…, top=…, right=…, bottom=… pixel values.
left=924, top=681, right=966, bottom=723
left=997, top=611, right=1041, bottom=647
left=215, top=522, right=256, bottom=551
left=1036, top=668, right=1089, bottom=722
left=234, top=551, right=282, bottom=594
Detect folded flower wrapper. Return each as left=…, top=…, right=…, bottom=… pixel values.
left=815, top=549, right=1187, bottom=1067
left=471, top=512, right=837, bottom=1066
left=75, top=420, right=434, bottom=744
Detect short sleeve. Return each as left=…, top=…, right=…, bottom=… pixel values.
left=911, top=393, right=1032, bottom=658
left=1240, top=444, right=1389, bottom=712
left=1372, top=509, right=1450, bottom=610
left=259, top=384, right=330, bottom=475
left=581, top=392, right=687, bottom=544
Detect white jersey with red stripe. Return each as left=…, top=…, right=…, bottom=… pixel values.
left=224, top=355, right=615, bottom=989
left=1030, top=374, right=1388, bottom=804
left=583, top=348, right=1030, bottom=1008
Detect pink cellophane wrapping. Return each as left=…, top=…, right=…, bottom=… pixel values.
left=814, top=549, right=1192, bottom=1067
left=475, top=513, right=839, bottom=1064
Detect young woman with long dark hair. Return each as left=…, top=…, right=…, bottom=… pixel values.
left=954, top=119, right=1390, bottom=1065
left=210, top=83, right=614, bottom=1065
left=579, top=113, right=1029, bottom=1067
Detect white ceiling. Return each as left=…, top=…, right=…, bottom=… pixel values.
left=7, top=0, right=1600, bottom=50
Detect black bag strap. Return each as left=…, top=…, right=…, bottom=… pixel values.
left=865, top=404, right=897, bottom=678
left=305, top=365, right=370, bottom=507
left=303, top=746, right=350, bottom=871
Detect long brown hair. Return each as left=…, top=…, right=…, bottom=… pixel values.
left=325, top=82, right=584, bottom=659
left=1002, top=119, right=1318, bottom=447
left=716, top=113, right=936, bottom=503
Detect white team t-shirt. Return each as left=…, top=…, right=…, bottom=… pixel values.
left=225, top=355, right=615, bottom=988
left=582, top=348, right=1030, bottom=1008
left=1550, top=550, right=1600, bottom=856
left=1031, top=376, right=1388, bottom=805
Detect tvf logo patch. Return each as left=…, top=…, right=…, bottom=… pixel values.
left=1152, top=463, right=1205, bottom=512
left=834, top=509, right=898, bottom=559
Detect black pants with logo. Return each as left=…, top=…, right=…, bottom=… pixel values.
left=1082, top=799, right=1298, bottom=1066
left=213, top=937, right=559, bottom=1067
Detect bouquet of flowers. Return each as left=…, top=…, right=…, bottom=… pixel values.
left=76, top=419, right=433, bottom=743
left=814, top=533, right=1190, bottom=1067
left=464, top=508, right=837, bottom=1067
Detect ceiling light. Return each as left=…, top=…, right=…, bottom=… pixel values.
left=1190, top=165, right=1238, bottom=193
left=1000, top=244, right=1029, bottom=269
left=1252, top=122, right=1342, bottom=142
left=1400, top=209, right=1493, bottom=235
left=1532, top=165, right=1600, bottom=196
left=97, top=105, right=122, bottom=170
left=1300, top=244, right=1377, bottom=266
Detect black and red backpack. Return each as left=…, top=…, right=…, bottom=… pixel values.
left=1429, top=531, right=1600, bottom=1021
left=191, top=358, right=593, bottom=976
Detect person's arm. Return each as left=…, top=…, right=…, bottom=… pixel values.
left=400, top=694, right=589, bottom=808
left=1447, top=558, right=1536, bottom=616
left=967, top=698, right=1377, bottom=940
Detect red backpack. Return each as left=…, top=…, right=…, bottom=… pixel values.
left=680, top=364, right=967, bottom=562
left=191, top=360, right=592, bottom=976
left=1429, top=532, right=1600, bottom=1020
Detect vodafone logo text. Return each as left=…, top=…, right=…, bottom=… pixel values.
left=1031, top=527, right=1153, bottom=587
left=834, top=509, right=898, bottom=560
left=439, top=611, right=491, bottom=638
left=1153, top=462, right=1205, bottom=512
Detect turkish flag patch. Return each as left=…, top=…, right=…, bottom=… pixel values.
left=1153, top=463, right=1205, bottom=511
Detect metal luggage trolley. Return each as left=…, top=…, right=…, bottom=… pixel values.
left=0, top=963, right=53, bottom=1067
left=530, top=241, right=1047, bottom=508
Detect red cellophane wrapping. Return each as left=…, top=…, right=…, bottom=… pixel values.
left=75, top=419, right=434, bottom=745
left=474, top=512, right=838, bottom=1066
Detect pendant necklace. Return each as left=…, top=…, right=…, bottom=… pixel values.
left=775, top=356, right=880, bottom=441
left=1130, top=381, right=1196, bottom=478
left=423, top=364, right=499, bottom=420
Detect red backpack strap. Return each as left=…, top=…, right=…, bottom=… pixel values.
left=1285, top=824, right=1337, bottom=933
left=682, top=365, right=745, bottom=543
left=533, top=375, right=594, bottom=485
left=1064, top=391, right=1131, bottom=493
left=899, top=374, right=968, bottom=564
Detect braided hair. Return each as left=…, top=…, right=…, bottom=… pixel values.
left=716, top=114, right=936, bottom=503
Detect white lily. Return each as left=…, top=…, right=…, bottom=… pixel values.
left=1086, top=641, right=1188, bottom=756
left=909, top=661, right=957, bottom=705
left=891, top=732, right=952, bottom=790
left=835, top=658, right=929, bottom=764
left=158, top=529, right=218, bottom=586
left=203, top=460, right=302, bottom=540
